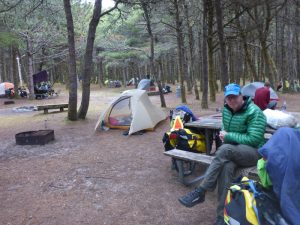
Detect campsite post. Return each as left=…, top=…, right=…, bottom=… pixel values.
left=16, top=56, right=23, bottom=87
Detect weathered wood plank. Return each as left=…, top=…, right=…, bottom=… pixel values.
left=164, top=149, right=214, bottom=165
left=37, top=103, right=68, bottom=111
left=164, top=149, right=258, bottom=179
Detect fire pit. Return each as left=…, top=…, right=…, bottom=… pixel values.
left=15, top=130, right=54, bottom=145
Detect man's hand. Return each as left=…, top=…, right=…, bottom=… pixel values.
left=219, top=130, right=227, bottom=142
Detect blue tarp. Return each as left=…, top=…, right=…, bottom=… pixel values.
left=175, top=105, right=197, bottom=121
left=259, top=127, right=300, bottom=225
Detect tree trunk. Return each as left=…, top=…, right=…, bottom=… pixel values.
left=158, top=58, right=167, bottom=107
left=243, top=53, right=247, bottom=86
left=236, top=43, right=243, bottom=84
left=198, top=29, right=203, bottom=92
left=174, top=0, right=187, bottom=103
left=78, top=0, right=103, bottom=119
left=63, top=0, right=78, bottom=121
left=295, top=6, right=300, bottom=81
left=235, top=11, right=258, bottom=81
left=296, top=30, right=300, bottom=81
left=207, top=0, right=215, bottom=102
left=260, top=40, right=276, bottom=86
left=12, top=45, right=19, bottom=97
left=201, top=0, right=208, bottom=109
left=286, top=8, right=295, bottom=91
left=182, top=0, right=193, bottom=94
left=26, top=36, right=35, bottom=99
left=275, top=14, right=279, bottom=82
left=122, top=67, right=126, bottom=87
left=97, top=57, right=104, bottom=88
left=215, top=0, right=228, bottom=88
left=228, top=41, right=235, bottom=82
left=0, top=51, right=3, bottom=82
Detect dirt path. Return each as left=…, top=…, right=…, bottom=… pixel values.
left=0, top=87, right=299, bottom=225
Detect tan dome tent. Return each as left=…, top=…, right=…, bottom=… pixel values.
left=95, top=89, right=166, bottom=135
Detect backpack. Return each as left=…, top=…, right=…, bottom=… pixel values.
left=224, top=177, right=260, bottom=225
left=224, top=177, right=289, bottom=225
left=169, top=109, right=192, bottom=128
left=162, top=131, right=178, bottom=151
left=162, top=128, right=206, bottom=153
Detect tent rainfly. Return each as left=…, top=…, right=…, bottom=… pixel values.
left=95, top=89, right=166, bottom=135
left=241, top=82, right=279, bottom=101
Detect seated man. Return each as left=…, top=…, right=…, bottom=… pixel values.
left=254, top=81, right=277, bottom=110
left=178, top=83, right=267, bottom=225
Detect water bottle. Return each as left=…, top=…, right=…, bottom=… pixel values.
left=281, top=100, right=287, bottom=111
left=169, top=110, right=173, bottom=122
left=176, top=86, right=181, bottom=98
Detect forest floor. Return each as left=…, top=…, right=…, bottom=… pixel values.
left=0, top=84, right=299, bottom=225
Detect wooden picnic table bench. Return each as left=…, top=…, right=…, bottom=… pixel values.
left=164, top=149, right=259, bottom=186
left=37, top=103, right=69, bottom=114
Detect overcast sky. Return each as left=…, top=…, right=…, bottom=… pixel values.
left=84, top=0, right=115, bottom=9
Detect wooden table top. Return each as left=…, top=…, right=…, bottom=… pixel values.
left=185, top=117, right=276, bottom=134
left=185, top=118, right=222, bottom=129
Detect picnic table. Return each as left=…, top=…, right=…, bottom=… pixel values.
left=164, top=116, right=275, bottom=186
left=37, top=103, right=68, bottom=114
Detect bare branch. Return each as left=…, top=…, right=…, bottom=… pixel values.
left=0, top=0, right=24, bottom=13
left=100, top=0, right=121, bottom=17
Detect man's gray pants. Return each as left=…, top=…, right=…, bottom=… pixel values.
left=200, top=144, right=260, bottom=218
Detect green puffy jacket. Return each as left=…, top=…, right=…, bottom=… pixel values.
left=223, top=97, right=267, bottom=148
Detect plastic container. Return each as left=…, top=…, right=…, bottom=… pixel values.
left=281, top=100, right=287, bottom=111
left=176, top=86, right=181, bottom=98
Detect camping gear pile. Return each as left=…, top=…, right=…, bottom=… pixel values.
left=263, top=109, right=297, bottom=129
left=162, top=106, right=206, bottom=153
left=105, top=80, right=121, bottom=88
left=95, top=89, right=166, bottom=135
left=259, top=127, right=300, bottom=225
left=225, top=127, right=300, bottom=225
left=162, top=85, right=172, bottom=94
left=0, top=82, right=14, bottom=98
left=33, top=70, right=55, bottom=99
left=169, top=105, right=198, bottom=126
left=17, top=87, right=28, bottom=98
left=224, top=177, right=289, bottom=225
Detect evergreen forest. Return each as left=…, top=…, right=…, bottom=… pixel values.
left=0, top=0, right=299, bottom=120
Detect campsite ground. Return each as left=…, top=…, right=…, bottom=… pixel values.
left=0, top=85, right=299, bottom=225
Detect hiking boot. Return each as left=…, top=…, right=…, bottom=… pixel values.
left=178, top=187, right=205, bottom=208
left=213, top=216, right=225, bottom=225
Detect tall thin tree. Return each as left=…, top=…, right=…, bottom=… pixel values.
left=215, top=0, right=228, bottom=88
left=78, top=0, right=119, bottom=119
left=63, top=0, right=77, bottom=121
left=201, top=0, right=208, bottom=109
left=140, top=0, right=166, bottom=107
